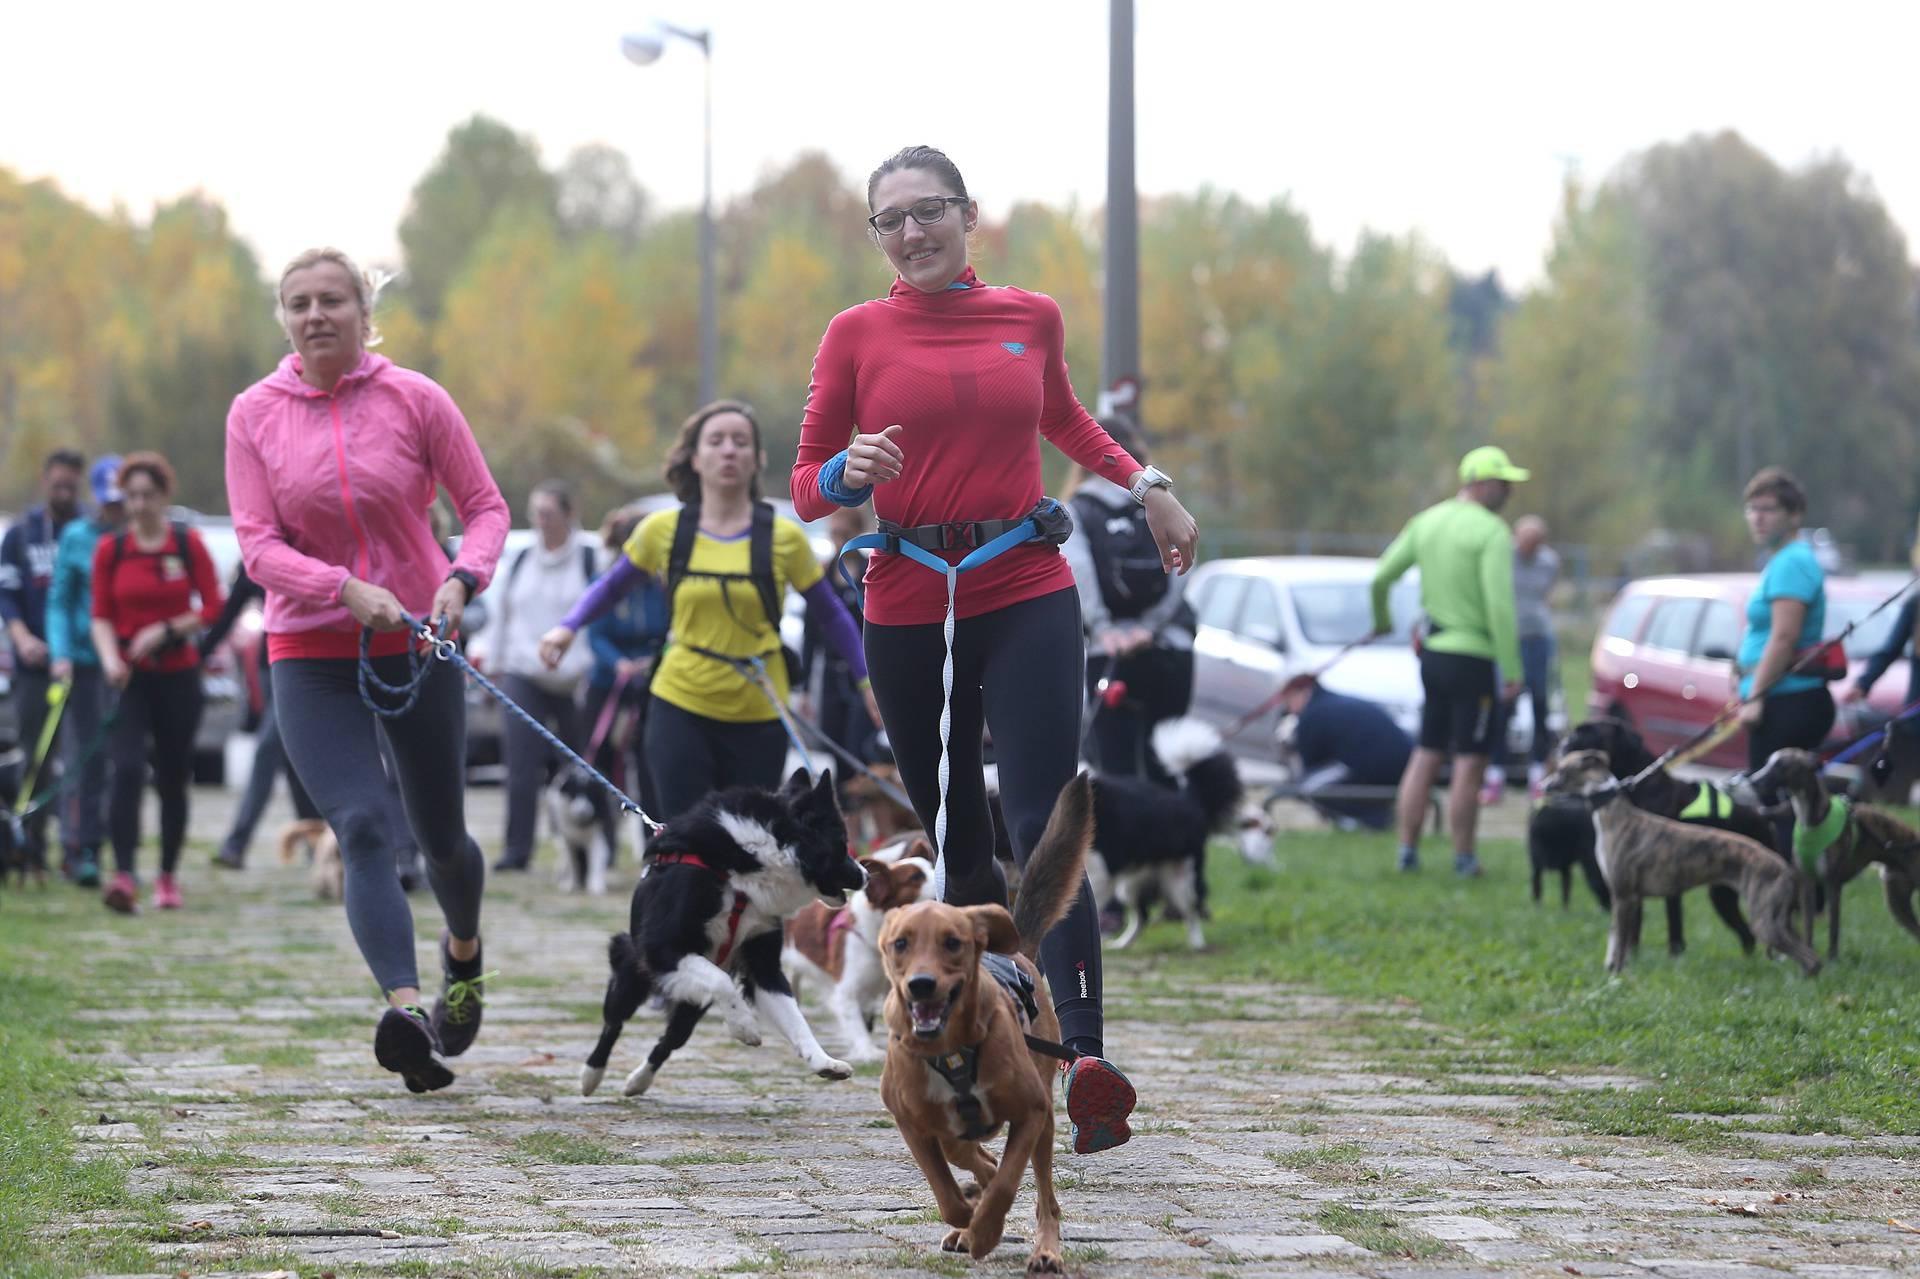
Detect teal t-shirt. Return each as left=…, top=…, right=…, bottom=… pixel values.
left=1738, top=540, right=1825, bottom=698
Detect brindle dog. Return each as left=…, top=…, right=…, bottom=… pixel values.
left=1746, top=748, right=1920, bottom=959
left=1542, top=750, right=1821, bottom=975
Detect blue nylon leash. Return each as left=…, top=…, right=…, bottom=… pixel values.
left=360, top=614, right=665, bottom=835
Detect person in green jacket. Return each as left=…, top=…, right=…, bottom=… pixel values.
left=46, top=454, right=125, bottom=887
left=1371, top=446, right=1528, bottom=877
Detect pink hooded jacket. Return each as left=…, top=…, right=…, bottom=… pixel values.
left=225, top=353, right=509, bottom=657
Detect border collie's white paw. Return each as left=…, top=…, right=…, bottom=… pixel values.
left=622, top=1063, right=656, bottom=1096
left=580, top=1064, right=605, bottom=1096
left=724, top=1005, right=762, bottom=1046
left=813, top=1055, right=854, bottom=1080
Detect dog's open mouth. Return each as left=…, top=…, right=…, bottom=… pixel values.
left=909, top=985, right=961, bottom=1039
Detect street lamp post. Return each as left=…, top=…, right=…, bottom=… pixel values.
left=622, top=24, right=717, bottom=405
left=1101, top=0, right=1141, bottom=426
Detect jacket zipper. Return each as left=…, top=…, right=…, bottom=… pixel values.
left=324, top=392, right=373, bottom=583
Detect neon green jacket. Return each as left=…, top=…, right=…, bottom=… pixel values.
left=1372, top=497, right=1521, bottom=676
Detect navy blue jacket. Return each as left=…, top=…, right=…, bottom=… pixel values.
left=1855, top=594, right=1920, bottom=707
left=0, top=505, right=79, bottom=645
left=1294, top=686, right=1413, bottom=785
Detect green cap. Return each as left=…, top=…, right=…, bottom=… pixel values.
left=1460, top=445, right=1530, bottom=484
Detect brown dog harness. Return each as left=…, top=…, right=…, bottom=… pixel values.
left=648, top=850, right=751, bottom=966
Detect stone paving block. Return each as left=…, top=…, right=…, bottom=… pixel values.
left=1208, top=1231, right=1374, bottom=1259
left=1415, top=1213, right=1520, bottom=1240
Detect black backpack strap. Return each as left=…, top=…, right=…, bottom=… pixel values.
left=580, top=542, right=597, bottom=585
left=1071, top=492, right=1121, bottom=604
left=665, top=501, right=701, bottom=613
left=749, top=501, right=781, bottom=627
left=504, top=545, right=531, bottom=591
left=172, top=520, right=190, bottom=563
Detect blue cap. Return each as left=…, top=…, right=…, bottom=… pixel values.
left=91, top=454, right=124, bottom=506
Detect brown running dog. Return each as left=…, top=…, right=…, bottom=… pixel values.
left=1747, top=747, right=1920, bottom=959
left=1542, top=751, right=1821, bottom=975
left=876, top=773, right=1094, bottom=1274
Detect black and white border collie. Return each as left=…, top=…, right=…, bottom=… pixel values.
left=580, top=768, right=868, bottom=1097
left=547, top=767, right=617, bottom=896
left=1088, top=720, right=1276, bottom=951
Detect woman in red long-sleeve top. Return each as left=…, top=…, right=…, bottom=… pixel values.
left=89, top=452, right=224, bottom=914
left=791, top=145, right=1199, bottom=1155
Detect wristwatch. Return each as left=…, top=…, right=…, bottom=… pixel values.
left=1128, top=465, right=1174, bottom=506
left=446, top=568, right=479, bottom=597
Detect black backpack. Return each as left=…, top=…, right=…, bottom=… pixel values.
left=1070, top=493, right=1173, bottom=621
left=664, top=500, right=791, bottom=661
left=505, top=540, right=598, bottom=592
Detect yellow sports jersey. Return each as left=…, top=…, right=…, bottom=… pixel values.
left=626, top=509, right=823, bottom=723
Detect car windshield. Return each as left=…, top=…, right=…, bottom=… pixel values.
left=1290, top=579, right=1420, bottom=646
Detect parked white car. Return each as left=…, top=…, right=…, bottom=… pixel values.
left=1186, top=556, right=1556, bottom=786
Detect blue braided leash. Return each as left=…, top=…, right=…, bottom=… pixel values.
left=360, top=614, right=664, bottom=834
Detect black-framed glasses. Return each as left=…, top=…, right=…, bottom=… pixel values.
left=868, top=196, right=968, bottom=237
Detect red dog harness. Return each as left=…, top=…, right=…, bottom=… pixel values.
left=648, top=850, right=751, bottom=966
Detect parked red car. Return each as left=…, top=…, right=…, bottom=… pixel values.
left=1588, top=572, right=1912, bottom=768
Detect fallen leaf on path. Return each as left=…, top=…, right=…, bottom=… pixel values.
left=1890, top=1218, right=1920, bottom=1234
left=519, top=1051, right=556, bottom=1065
left=1562, top=1267, right=1582, bottom=1275
left=1727, top=1203, right=1762, bottom=1217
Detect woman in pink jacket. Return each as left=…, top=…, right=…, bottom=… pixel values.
left=227, top=247, right=510, bottom=1094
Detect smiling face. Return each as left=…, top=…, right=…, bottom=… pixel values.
left=878, top=899, right=1019, bottom=1043
left=280, top=260, right=367, bottom=371
left=869, top=167, right=976, bottom=294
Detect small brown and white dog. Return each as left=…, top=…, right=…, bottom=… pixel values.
left=876, top=774, right=1094, bottom=1274
left=1542, top=750, right=1820, bottom=975
left=783, top=841, right=934, bottom=1062
left=1746, top=747, right=1920, bottom=958
left=277, top=818, right=344, bottom=901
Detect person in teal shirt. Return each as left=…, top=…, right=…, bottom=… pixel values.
left=1735, top=467, right=1832, bottom=770
left=1371, top=445, right=1528, bottom=877
left=45, top=454, right=124, bottom=886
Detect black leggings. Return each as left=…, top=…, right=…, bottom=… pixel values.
left=273, top=655, right=485, bottom=995
left=643, top=697, right=790, bottom=823
left=865, top=587, right=1104, bottom=1055
left=1747, top=686, right=1836, bottom=771
left=109, top=668, right=203, bottom=876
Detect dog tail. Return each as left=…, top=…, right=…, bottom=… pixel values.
left=1151, top=717, right=1225, bottom=777
left=1011, top=773, right=1095, bottom=960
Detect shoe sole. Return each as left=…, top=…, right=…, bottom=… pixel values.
left=375, top=1009, right=455, bottom=1093
left=1066, top=1059, right=1137, bottom=1155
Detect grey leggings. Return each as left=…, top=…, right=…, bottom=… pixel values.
left=273, top=654, right=484, bottom=994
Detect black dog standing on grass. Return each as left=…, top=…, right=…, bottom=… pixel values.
left=1527, top=718, right=1790, bottom=953
left=580, top=768, right=868, bottom=1098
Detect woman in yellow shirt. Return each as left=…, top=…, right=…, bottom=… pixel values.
left=542, top=401, right=875, bottom=818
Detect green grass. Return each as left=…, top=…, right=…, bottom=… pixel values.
left=512, top=1131, right=624, bottom=1165
left=1136, top=830, right=1920, bottom=1137
left=1311, top=1204, right=1455, bottom=1259
left=0, top=895, right=140, bottom=1278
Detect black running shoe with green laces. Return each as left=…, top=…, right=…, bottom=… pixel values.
left=374, top=1004, right=454, bottom=1093
left=430, top=931, right=493, bottom=1058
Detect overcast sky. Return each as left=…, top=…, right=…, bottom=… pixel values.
left=7, top=0, right=1916, bottom=288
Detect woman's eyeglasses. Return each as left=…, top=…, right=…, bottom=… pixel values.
left=868, top=196, right=969, bottom=237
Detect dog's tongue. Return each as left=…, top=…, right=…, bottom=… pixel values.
left=910, top=999, right=945, bottom=1033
